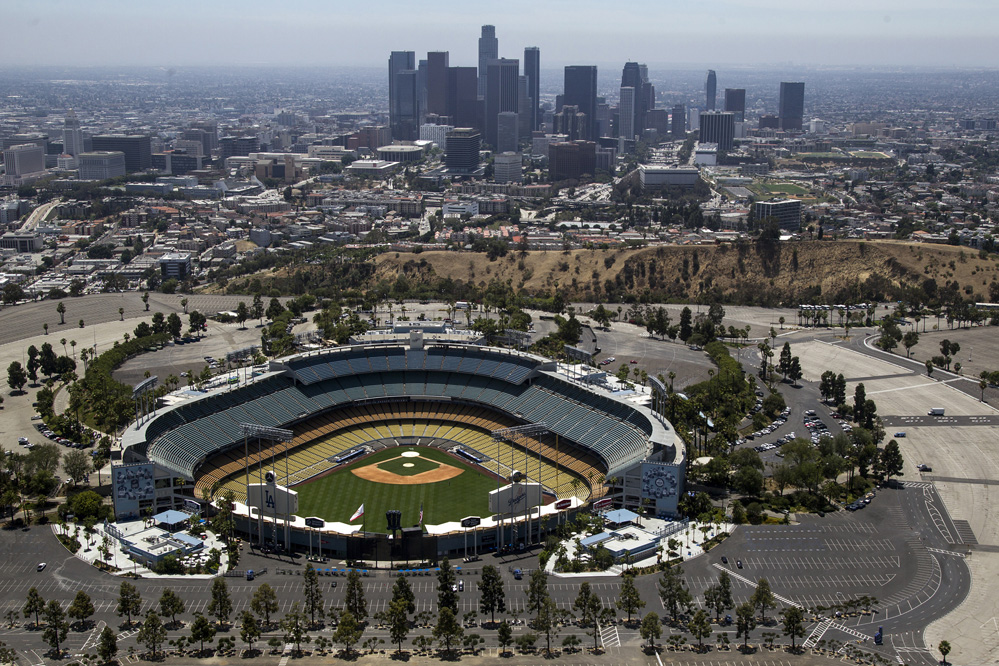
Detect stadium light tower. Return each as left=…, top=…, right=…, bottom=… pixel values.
left=240, top=423, right=293, bottom=549
left=492, top=423, right=549, bottom=549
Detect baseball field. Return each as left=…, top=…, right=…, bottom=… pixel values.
left=293, top=446, right=496, bottom=531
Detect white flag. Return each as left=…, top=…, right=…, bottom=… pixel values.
left=349, top=504, right=364, bottom=522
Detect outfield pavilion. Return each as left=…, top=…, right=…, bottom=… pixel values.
left=120, top=335, right=686, bottom=561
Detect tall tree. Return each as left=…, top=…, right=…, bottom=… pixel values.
left=251, top=294, right=264, bottom=324
left=616, top=573, right=645, bottom=623
left=42, top=600, right=68, bottom=656
left=573, top=582, right=603, bottom=651
left=235, top=302, right=249, bottom=329
left=136, top=610, right=166, bottom=659
left=280, top=603, right=310, bottom=656
left=478, top=564, right=506, bottom=624
left=640, top=611, right=662, bottom=650
left=436, top=557, right=458, bottom=614
left=56, top=301, right=66, bottom=325
left=159, top=588, right=186, bottom=627
left=527, top=568, right=550, bottom=619
left=689, top=609, right=712, bottom=649
left=679, top=307, right=693, bottom=342
left=97, top=626, right=118, bottom=664
left=67, top=591, right=95, bottom=628
left=939, top=640, right=952, bottom=666
left=386, top=599, right=410, bottom=655
left=751, top=578, right=776, bottom=623
left=344, top=569, right=367, bottom=621
left=392, top=576, right=416, bottom=615
left=534, top=596, right=566, bottom=656
left=781, top=606, right=805, bottom=649
left=433, top=606, right=463, bottom=657
left=23, top=587, right=44, bottom=628
left=207, top=578, right=233, bottom=627
left=881, top=439, right=905, bottom=482
left=332, top=610, right=362, bottom=656
left=658, top=565, right=693, bottom=623
left=736, top=601, right=757, bottom=649
left=7, top=361, right=26, bottom=393
left=238, top=610, right=260, bottom=653
left=251, top=583, right=279, bottom=627
left=116, top=582, right=142, bottom=627
left=302, top=563, right=324, bottom=626
left=189, top=613, right=216, bottom=654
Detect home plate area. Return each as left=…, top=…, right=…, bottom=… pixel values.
left=351, top=449, right=465, bottom=485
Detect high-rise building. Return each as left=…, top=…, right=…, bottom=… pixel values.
left=553, top=105, right=587, bottom=142
left=563, top=66, right=598, bottom=140
left=1, top=143, right=45, bottom=186
left=759, top=114, right=780, bottom=130
left=754, top=199, right=801, bottom=231
left=671, top=104, right=686, bottom=137
left=724, top=88, right=746, bottom=123
left=779, top=82, right=805, bottom=131
left=426, top=51, right=450, bottom=117
left=517, top=77, right=533, bottom=139
left=478, top=25, right=498, bottom=96
left=446, top=66, right=479, bottom=129
left=706, top=70, right=717, bottom=110
left=484, top=58, right=519, bottom=149
left=419, top=123, right=454, bottom=150
left=523, top=47, right=541, bottom=132
left=496, top=111, right=519, bottom=153
left=619, top=87, right=636, bottom=142
left=417, top=59, right=428, bottom=123
left=190, top=120, right=219, bottom=153
left=78, top=151, right=126, bottom=181
left=493, top=151, right=522, bottom=184
left=621, top=62, right=652, bottom=135
left=219, top=136, right=260, bottom=158
left=389, top=51, right=417, bottom=139
left=698, top=111, right=735, bottom=151
left=445, top=128, right=481, bottom=174
left=91, top=135, right=151, bottom=172
left=549, top=141, right=596, bottom=182
left=393, top=68, right=421, bottom=141
left=63, top=109, right=83, bottom=157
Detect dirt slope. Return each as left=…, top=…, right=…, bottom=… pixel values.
left=373, top=241, right=999, bottom=305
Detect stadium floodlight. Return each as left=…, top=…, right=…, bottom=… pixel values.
left=240, top=423, right=293, bottom=549
left=132, top=375, right=159, bottom=428
left=492, top=423, right=550, bottom=548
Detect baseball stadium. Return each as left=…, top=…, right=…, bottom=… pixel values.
left=120, top=339, right=685, bottom=559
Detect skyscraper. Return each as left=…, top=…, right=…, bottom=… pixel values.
left=724, top=88, right=746, bottom=123
left=699, top=111, right=735, bottom=151
left=621, top=62, right=652, bottom=136
left=63, top=109, right=83, bottom=157
left=478, top=25, right=498, bottom=97
left=563, top=66, right=598, bottom=140
left=394, top=69, right=421, bottom=141
left=446, top=66, right=479, bottom=130
left=426, top=52, right=450, bottom=118
left=618, top=87, right=636, bottom=142
left=445, top=128, right=481, bottom=174
left=705, top=70, right=717, bottom=111
left=91, top=135, right=151, bottom=172
left=484, top=58, right=519, bottom=148
left=523, top=47, right=540, bottom=132
left=779, top=82, right=805, bottom=131
left=671, top=104, right=686, bottom=138
left=496, top=111, right=519, bottom=153
left=389, top=51, right=416, bottom=139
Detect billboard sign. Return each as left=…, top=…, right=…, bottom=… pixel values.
left=641, top=462, right=685, bottom=515
left=460, top=516, right=481, bottom=528
left=592, top=497, right=613, bottom=510
left=305, top=517, right=325, bottom=529
left=555, top=499, right=572, bottom=510
left=112, top=463, right=155, bottom=520
left=247, top=483, right=299, bottom=514
left=488, top=483, right=544, bottom=514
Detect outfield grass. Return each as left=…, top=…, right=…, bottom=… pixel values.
left=294, top=446, right=495, bottom=531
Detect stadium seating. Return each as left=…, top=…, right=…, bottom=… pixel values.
left=149, top=345, right=653, bottom=500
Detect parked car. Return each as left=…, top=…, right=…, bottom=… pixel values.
left=721, top=556, right=728, bottom=564
left=736, top=560, right=743, bottom=569
left=894, top=432, right=906, bottom=438
left=917, top=464, right=932, bottom=472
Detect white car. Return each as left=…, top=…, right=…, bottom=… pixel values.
left=36, top=563, right=46, bottom=572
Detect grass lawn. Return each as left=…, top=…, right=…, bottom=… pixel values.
left=294, top=446, right=495, bottom=531
left=850, top=151, right=891, bottom=159
left=760, top=182, right=809, bottom=195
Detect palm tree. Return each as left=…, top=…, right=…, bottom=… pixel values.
left=70, top=340, right=76, bottom=359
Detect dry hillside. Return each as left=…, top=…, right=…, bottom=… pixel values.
left=373, top=241, right=999, bottom=305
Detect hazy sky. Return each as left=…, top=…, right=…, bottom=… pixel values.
left=4, top=0, right=998, bottom=68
